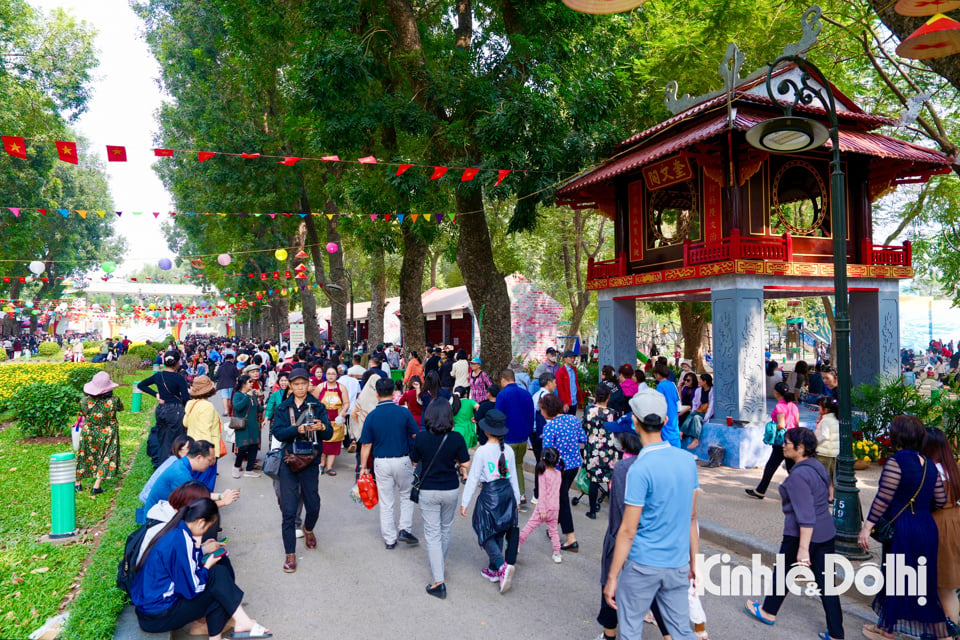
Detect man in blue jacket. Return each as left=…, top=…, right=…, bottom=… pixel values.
left=496, top=369, right=535, bottom=508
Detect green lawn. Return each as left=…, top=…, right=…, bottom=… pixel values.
left=0, top=376, right=155, bottom=639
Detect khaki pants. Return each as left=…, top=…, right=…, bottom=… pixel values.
left=508, top=442, right=527, bottom=497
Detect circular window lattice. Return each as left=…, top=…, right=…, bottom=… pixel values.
left=648, top=183, right=697, bottom=246
left=771, top=159, right=828, bottom=236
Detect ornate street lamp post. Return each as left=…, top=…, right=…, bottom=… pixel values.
left=746, top=55, right=868, bottom=558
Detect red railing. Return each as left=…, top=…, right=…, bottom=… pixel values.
left=684, top=230, right=793, bottom=266
left=861, top=239, right=912, bottom=267
left=588, top=252, right=627, bottom=280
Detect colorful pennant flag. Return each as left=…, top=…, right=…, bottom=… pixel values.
left=495, top=169, right=511, bottom=187
left=396, top=164, right=414, bottom=176
left=358, top=156, right=377, bottom=164
left=3, top=136, right=27, bottom=160
left=240, top=152, right=261, bottom=159
left=461, top=168, right=479, bottom=182
left=56, top=140, right=78, bottom=164
left=279, top=157, right=301, bottom=166
left=9, top=207, right=19, bottom=218
left=154, top=148, right=174, bottom=157
left=321, top=155, right=340, bottom=162
left=106, top=145, right=127, bottom=162
left=429, top=166, right=448, bottom=181
left=198, top=151, right=216, bottom=162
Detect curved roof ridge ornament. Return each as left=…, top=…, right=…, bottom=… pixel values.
left=896, top=92, right=930, bottom=127
left=664, top=6, right=821, bottom=115
left=781, top=6, right=823, bottom=59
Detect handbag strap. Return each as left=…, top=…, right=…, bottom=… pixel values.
left=889, top=458, right=928, bottom=525
left=415, top=434, right=448, bottom=488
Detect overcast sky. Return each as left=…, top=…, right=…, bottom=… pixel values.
left=31, top=0, right=173, bottom=275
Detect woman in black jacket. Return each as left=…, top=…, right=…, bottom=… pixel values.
left=139, top=350, right=191, bottom=468
left=271, top=368, right=333, bottom=574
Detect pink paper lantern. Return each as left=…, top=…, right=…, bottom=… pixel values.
left=217, top=253, right=232, bottom=266
left=326, top=242, right=339, bottom=254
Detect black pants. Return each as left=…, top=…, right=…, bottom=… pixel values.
left=279, top=460, right=320, bottom=553
left=558, top=467, right=578, bottom=535
left=762, top=535, right=844, bottom=639
left=482, top=527, right=519, bottom=571
left=148, top=402, right=186, bottom=468
left=234, top=444, right=259, bottom=471
left=589, top=480, right=603, bottom=514
left=529, top=431, right=543, bottom=499
left=755, top=445, right=795, bottom=495
left=564, top=404, right=577, bottom=416
left=136, top=558, right=242, bottom=636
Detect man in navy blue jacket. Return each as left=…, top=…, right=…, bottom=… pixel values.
left=496, top=369, right=535, bottom=507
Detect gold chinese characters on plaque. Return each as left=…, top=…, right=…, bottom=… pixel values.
left=642, top=154, right=694, bottom=192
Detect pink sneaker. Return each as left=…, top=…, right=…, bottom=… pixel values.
left=480, top=567, right=499, bottom=582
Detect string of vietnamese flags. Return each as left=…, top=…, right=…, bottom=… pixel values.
left=1, top=134, right=518, bottom=186
left=0, top=207, right=459, bottom=222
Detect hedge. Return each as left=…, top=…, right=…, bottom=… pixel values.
left=61, top=439, right=153, bottom=640
left=37, top=342, right=61, bottom=357
left=0, top=363, right=101, bottom=409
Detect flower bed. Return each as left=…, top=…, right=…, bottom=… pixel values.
left=0, top=363, right=101, bottom=409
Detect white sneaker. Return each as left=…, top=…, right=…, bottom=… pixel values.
left=232, top=467, right=241, bottom=479
left=295, top=529, right=304, bottom=539
left=530, top=497, right=538, bottom=505
left=552, top=553, right=562, bottom=564
left=243, top=471, right=261, bottom=478
left=499, top=563, right=515, bottom=594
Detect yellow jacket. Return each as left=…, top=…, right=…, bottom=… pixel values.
left=184, top=398, right=222, bottom=455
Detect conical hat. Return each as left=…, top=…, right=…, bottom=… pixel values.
left=894, top=0, right=960, bottom=16
left=895, top=13, right=960, bottom=59
left=562, top=0, right=647, bottom=14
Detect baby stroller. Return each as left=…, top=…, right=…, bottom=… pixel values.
left=571, top=464, right=608, bottom=509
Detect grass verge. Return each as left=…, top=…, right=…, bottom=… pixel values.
left=61, top=438, right=153, bottom=640
left=0, top=375, right=154, bottom=639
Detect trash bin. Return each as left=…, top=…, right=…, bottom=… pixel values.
left=49, top=452, right=76, bottom=538
left=131, top=388, right=142, bottom=413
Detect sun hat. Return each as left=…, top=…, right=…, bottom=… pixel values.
left=236, top=353, right=250, bottom=364
left=629, top=391, right=667, bottom=423
left=478, top=409, right=508, bottom=437
left=84, top=371, right=119, bottom=396
left=242, top=364, right=259, bottom=375
left=470, top=357, right=482, bottom=365
left=680, top=359, right=693, bottom=368
left=289, top=368, right=310, bottom=382
left=188, top=375, right=215, bottom=397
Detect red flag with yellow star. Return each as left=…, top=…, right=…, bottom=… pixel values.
left=56, top=140, right=78, bottom=164
left=3, top=136, right=27, bottom=159
left=106, top=145, right=127, bottom=162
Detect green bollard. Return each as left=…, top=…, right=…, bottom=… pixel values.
left=131, top=388, right=142, bottom=413
left=49, top=452, right=76, bottom=538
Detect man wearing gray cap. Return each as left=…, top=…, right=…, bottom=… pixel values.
left=603, top=392, right=700, bottom=639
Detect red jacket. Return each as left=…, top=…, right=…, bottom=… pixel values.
left=555, top=364, right=582, bottom=407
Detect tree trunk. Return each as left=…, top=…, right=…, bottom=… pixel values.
left=325, top=200, right=346, bottom=347
left=299, top=201, right=324, bottom=347
left=456, top=188, right=512, bottom=374
left=679, top=302, right=707, bottom=372
left=428, top=248, right=441, bottom=289
left=368, top=244, right=387, bottom=347
left=399, top=224, right=427, bottom=358
left=821, top=296, right=837, bottom=365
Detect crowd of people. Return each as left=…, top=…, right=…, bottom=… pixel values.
left=64, top=331, right=958, bottom=640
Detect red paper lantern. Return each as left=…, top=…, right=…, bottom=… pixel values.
left=895, top=0, right=960, bottom=15
left=896, top=13, right=960, bottom=59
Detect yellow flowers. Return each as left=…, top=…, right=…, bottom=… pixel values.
left=0, top=363, right=101, bottom=405
left=854, top=439, right=881, bottom=461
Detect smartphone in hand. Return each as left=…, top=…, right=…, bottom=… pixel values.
left=202, top=547, right=227, bottom=564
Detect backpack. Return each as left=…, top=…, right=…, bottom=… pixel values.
left=117, top=522, right=155, bottom=595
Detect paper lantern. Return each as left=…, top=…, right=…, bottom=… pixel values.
left=217, top=253, right=232, bottom=266
left=25, top=300, right=33, bottom=308
left=326, top=242, right=339, bottom=254
left=256, top=293, right=263, bottom=300
left=896, top=13, right=960, bottom=59
left=101, top=261, right=117, bottom=273
left=561, top=0, right=647, bottom=14
left=28, top=261, right=45, bottom=275
left=158, top=258, right=173, bottom=270
left=149, top=303, right=157, bottom=310
left=895, top=0, right=960, bottom=16
left=122, top=304, right=131, bottom=311
left=294, top=250, right=309, bottom=259
left=228, top=296, right=237, bottom=304
left=275, top=249, right=288, bottom=261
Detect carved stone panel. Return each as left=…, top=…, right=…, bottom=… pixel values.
left=712, top=286, right=765, bottom=425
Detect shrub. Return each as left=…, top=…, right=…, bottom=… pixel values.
left=113, top=354, right=141, bottom=378
left=0, top=348, right=6, bottom=362
left=0, top=363, right=101, bottom=407
left=852, top=376, right=938, bottom=441
left=37, top=342, right=61, bottom=357
left=11, top=382, right=81, bottom=437
left=127, top=344, right=159, bottom=362
left=66, top=367, right=100, bottom=393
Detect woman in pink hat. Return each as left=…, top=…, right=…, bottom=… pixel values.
left=76, top=371, right=124, bottom=496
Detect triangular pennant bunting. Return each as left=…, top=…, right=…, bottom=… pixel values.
left=396, top=164, right=414, bottom=176
left=198, top=152, right=216, bottom=162
left=8, top=207, right=19, bottom=218
left=461, top=168, right=479, bottom=182
left=429, top=166, right=448, bottom=181
left=495, top=169, right=511, bottom=187
left=358, top=156, right=377, bottom=164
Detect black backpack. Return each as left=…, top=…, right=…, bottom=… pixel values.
left=116, top=521, right=156, bottom=595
